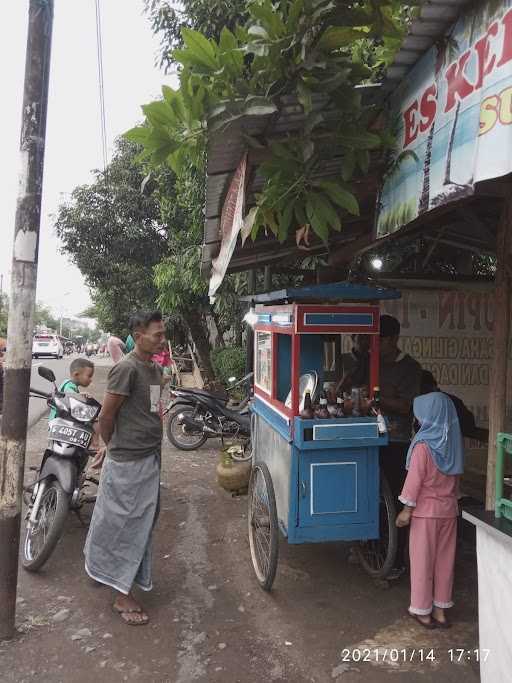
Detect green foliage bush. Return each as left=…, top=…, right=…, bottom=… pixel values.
left=211, top=346, right=245, bottom=385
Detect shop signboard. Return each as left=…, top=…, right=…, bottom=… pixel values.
left=376, top=1, right=512, bottom=238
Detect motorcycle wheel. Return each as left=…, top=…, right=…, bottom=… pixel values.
left=22, top=480, right=69, bottom=572
left=166, top=407, right=208, bottom=451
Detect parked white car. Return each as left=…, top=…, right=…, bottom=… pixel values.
left=32, top=334, right=63, bottom=359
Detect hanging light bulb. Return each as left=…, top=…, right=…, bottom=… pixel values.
left=371, top=256, right=383, bottom=271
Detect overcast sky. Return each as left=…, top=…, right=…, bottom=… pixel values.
left=1, top=1, right=177, bottom=319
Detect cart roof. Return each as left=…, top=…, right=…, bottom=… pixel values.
left=241, top=281, right=401, bottom=304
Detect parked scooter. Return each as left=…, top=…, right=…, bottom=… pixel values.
left=23, top=366, right=102, bottom=572
left=164, top=373, right=253, bottom=454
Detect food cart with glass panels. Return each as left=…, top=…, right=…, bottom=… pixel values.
left=247, top=282, right=402, bottom=590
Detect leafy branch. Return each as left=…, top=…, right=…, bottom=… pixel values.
left=129, top=0, right=411, bottom=244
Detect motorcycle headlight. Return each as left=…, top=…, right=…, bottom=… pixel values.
left=69, top=396, right=100, bottom=422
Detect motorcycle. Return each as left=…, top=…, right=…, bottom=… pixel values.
left=23, top=366, right=102, bottom=572
left=164, top=373, right=253, bottom=455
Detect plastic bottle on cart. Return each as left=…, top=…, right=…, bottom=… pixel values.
left=372, top=386, right=387, bottom=435
left=300, top=391, right=314, bottom=419
left=327, top=391, right=338, bottom=417
left=342, top=391, right=353, bottom=416
left=351, top=387, right=361, bottom=417
left=315, top=392, right=330, bottom=419
left=335, top=394, right=345, bottom=418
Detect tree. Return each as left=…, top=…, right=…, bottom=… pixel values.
left=33, top=302, right=59, bottom=332
left=0, top=294, right=8, bottom=338
left=54, top=138, right=172, bottom=335
left=143, top=0, right=249, bottom=72
left=130, top=0, right=412, bottom=245
left=153, top=164, right=216, bottom=380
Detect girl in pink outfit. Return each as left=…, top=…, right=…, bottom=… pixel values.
left=396, top=392, right=463, bottom=629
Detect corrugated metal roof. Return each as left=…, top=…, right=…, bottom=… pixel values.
left=384, top=0, right=472, bottom=87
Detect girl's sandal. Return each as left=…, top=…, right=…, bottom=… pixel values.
left=431, top=616, right=451, bottom=629
left=112, top=604, right=149, bottom=626
left=408, top=612, right=437, bottom=630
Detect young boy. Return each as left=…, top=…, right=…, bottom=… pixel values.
left=49, top=357, right=95, bottom=420
left=49, top=358, right=105, bottom=468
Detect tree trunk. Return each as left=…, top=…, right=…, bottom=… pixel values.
left=209, top=309, right=225, bottom=348
left=418, top=121, right=435, bottom=215
left=444, top=101, right=460, bottom=186
left=182, top=309, right=215, bottom=382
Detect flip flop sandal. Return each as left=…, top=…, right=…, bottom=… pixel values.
left=112, top=604, right=150, bottom=626
left=408, top=612, right=436, bottom=630
left=431, top=616, right=451, bottom=629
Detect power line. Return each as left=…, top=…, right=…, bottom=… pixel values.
left=94, top=0, right=108, bottom=178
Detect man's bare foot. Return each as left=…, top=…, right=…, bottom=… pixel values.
left=113, top=592, right=149, bottom=626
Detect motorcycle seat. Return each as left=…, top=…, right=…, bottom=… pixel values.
left=179, top=388, right=229, bottom=402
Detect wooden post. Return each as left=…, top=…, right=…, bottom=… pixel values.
left=486, top=195, right=512, bottom=511
left=264, top=265, right=272, bottom=291
left=0, top=0, right=54, bottom=640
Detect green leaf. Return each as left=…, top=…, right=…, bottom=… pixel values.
left=306, top=196, right=329, bottom=243
left=219, top=26, right=238, bottom=52
left=295, top=203, right=307, bottom=226
left=181, top=28, right=218, bottom=70
left=278, top=202, right=294, bottom=243
left=317, top=27, right=365, bottom=50
left=338, top=130, right=381, bottom=150
left=124, top=126, right=150, bottom=145
left=314, top=193, right=341, bottom=231
left=341, top=150, right=356, bottom=182
left=142, top=101, right=175, bottom=128
left=315, top=180, right=359, bottom=216
left=357, top=149, right=370, bottom=174
left=162, top=86, right=186, bottom=123
left=287, top=0, right=304, bottom=31
left=297, top=81, right=312, bottom=114
left=250, top=2, right=286, bottom=38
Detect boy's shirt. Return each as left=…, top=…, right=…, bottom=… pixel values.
left=49, top=379, right=79, bottom=421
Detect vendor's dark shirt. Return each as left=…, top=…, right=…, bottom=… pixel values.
left=380, top=352, right=422, bottom=443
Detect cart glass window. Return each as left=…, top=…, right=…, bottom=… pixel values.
left=255, top=331, right=272, bottom=394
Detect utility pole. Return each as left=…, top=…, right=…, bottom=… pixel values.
left=0, top=0, right=54, bottom=640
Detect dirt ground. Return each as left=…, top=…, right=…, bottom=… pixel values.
left=0, top=365, right=481, bottom=683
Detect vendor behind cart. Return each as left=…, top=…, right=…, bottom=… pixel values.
left=336, top=314, right=422, bottom=578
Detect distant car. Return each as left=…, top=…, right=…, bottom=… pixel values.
left=32, top=334, right=63, bottom=359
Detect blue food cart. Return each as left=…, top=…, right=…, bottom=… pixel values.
left=247, top=282, right=402, bottom=590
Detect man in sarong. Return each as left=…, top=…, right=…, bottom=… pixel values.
left=85, top=310, right=167, bottom=625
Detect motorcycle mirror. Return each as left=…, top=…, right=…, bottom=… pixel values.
left=38, top=366, right=56, bottom=383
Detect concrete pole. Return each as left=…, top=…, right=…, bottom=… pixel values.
left=0, top=0, right=54, bottom=640
left=486, top=195, right=512, bottom=511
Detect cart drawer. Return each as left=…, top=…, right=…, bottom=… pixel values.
left=297, top=448, right=379, bottom=532
left=294, top=417, right=388, bottom=449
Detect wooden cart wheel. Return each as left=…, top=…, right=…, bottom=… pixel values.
left=357, top=474, right=397, bottom=579
left=248, top=462, right=279, bottom=591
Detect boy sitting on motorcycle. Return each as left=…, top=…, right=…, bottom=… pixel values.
left=49, top=357, right=105, bottom=468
